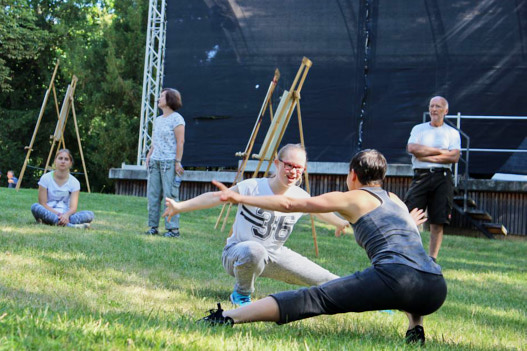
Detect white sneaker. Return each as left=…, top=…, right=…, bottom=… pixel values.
left=68, top=223, right=91, bottom=229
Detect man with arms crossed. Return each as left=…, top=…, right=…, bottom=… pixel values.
left=405, top=96, right=461, bottom=260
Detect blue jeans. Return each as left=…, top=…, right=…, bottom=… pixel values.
left=31, top=203, right=94, bottom=226
left=147, top=159, right=181, bottom=230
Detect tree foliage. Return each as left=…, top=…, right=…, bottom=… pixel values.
left=0, top=0, right=147, bottom=192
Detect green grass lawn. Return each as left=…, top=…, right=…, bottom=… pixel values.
left=1, top=188, right=525, bottom=350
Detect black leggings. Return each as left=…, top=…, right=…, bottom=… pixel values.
left=271, top=264, right=447, bottom=324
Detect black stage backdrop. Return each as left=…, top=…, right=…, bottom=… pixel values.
left=163, top=0, right=527, bottom=176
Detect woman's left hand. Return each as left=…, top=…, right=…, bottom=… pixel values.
left=409, top=208, right=427, bottom=226
left=335, top=220, right=350, bottom=237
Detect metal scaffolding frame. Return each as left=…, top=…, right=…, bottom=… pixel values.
left=137, top=0, right=167, bottom=165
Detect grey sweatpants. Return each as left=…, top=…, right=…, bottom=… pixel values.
left=222, top=241, right=339, bottom=296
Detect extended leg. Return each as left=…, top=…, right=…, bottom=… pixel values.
left=224, top=296, right=280, bottom=323
left=261, top=246, right=339, bottom=286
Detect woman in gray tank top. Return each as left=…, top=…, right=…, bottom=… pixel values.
left=201, top=149, right=447, bottom=346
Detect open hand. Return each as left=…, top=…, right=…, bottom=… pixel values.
left=335, top=220, right=350, bottom=237
left=163, top=197, right=179, bottom=221
left=409, top=208, right=427, bottom=226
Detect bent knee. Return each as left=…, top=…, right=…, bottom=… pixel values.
left=234, top=242, right=268, bottom=265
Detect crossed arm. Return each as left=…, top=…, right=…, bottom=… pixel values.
left=407, top=143, right=460, bottom=164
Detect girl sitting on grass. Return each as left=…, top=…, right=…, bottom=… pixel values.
left=30, top=149, right=94, bottom=229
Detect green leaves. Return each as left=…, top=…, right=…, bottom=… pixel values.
left=0, top=0, right=147, bottom=192
left=0, top=2, right=50, bottom=91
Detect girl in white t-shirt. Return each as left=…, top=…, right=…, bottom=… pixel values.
left=163, top=144, right=350, bottom=306
left=30, top=149, right=94, bottom=228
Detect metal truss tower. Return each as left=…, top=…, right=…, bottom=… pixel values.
left=137, top=0, right=167, bottom=165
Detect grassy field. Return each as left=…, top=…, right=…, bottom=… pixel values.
left=0, top=188, right=525, bottom=350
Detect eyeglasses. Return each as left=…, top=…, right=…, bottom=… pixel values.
left=278, top=159, right=305, bottom=172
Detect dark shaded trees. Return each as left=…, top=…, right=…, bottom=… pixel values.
left=0, top=0, right=147, bottom=191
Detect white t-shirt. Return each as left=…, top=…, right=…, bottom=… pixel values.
left=38, top=172, right=81, bottom=214
left=407, top=122, right=461, bottom=169
left=151, top=112, right=185, bottom=161
left=227, top=178, right=310, bottom=261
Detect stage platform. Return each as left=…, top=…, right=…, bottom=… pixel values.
left=109, top=163, right=526, bottom=236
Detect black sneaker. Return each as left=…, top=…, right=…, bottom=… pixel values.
left=199, top=303, right=234, bottom=326
left=163, top=229, right=180, bottom=238
left=405, top=325, right=425, bottom=345
left=144, top=227, right=159, bottom=235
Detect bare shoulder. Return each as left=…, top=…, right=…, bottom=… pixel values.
left=388, top=192, right=407, bottom=209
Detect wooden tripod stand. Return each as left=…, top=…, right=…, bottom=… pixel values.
left=17, top=64, right=91, bottom=192
left=215, top=57, right=321, bottom=256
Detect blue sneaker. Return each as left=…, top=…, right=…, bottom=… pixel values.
left=230, top=291, right=251, bottom=306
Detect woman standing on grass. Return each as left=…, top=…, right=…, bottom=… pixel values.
left=202, top=149, right=447, bottom=345
left=144, top=88, right=185, bottom=238
left=30, top=149, right=94, bottom=229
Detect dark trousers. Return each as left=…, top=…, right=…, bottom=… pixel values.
left=271, top=264, right=447, bottom=324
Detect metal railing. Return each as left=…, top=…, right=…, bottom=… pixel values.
left=422, top=112, right=527, bottom=211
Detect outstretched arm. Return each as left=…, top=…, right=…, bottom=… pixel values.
left=163, top=185, right=239, bottom=220
left=212, top=180, right=354, bottom=218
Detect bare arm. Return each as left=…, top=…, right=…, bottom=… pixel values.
left=146, top=145, right=154, bottom=168
left=418, top=149, right=460, bottom=164
left=407, top=143, right=443, bottom=157
left=38, top=186, right=58, bottom=214
left=163, top=185, right=239, bottom=220
left=212, top=180, right=356, bottom=219
left=174, top=124, right=185, bottom=175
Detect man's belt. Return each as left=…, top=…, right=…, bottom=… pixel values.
left=414, top=168, right=451, bottom=174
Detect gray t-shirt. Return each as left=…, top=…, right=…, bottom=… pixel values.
left=151, top=112, right=185, bottom=161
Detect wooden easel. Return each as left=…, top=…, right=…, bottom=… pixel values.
left=216, top=57, right=321, bottom=256
left=214, top=68, right=280, bottom=230
left=17, top=65, right=91, bottom=193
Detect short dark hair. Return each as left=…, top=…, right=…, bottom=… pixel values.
left=163, top=88, right=182, bottom=111
left=349, top=149, right=387, bottom=186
